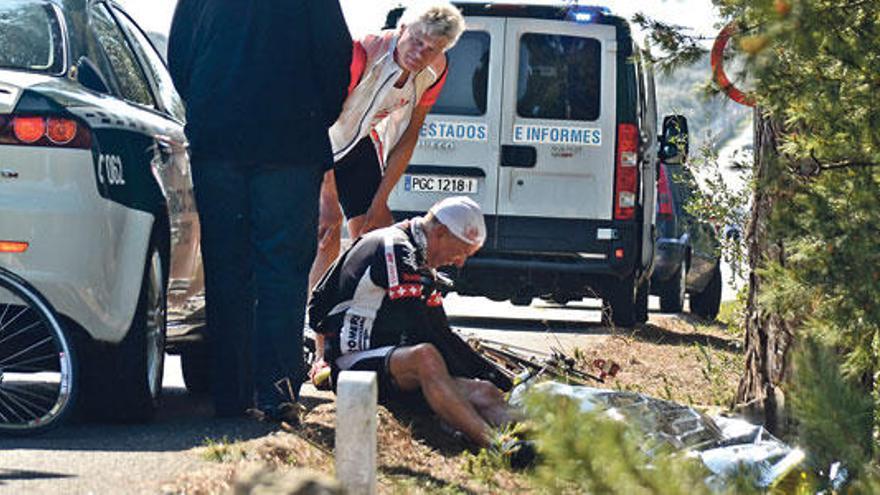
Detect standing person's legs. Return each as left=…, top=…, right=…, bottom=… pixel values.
left=250, top=163, right=324, bottom=413
left=191, top=159, right=255, bottom=417
left=308, top=170, right=344, bottom=292
left=334, top=137, right=391, bottom=238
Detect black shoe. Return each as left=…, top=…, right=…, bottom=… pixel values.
left=509, top=440, right=538, bottom=470
left=247, top=402, right=305, bottom=428
left=494, top=439, right=538, bottom=470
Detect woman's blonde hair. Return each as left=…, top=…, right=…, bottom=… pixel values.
left=398, top=1, right=466, bottom=50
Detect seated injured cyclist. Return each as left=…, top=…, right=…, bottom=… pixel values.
left=307, top=197, right=514, bottom=447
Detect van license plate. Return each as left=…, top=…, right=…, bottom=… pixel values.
left=404, top=175, right=478, bottom=194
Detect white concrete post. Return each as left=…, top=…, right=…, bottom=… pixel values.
left=335, top=371, right=378, bottom=495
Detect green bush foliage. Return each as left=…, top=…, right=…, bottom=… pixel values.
left=790, top=338, right=874, bottom=480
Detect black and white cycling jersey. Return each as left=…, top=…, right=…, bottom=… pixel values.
left=308, top=219, right=446, bottom=362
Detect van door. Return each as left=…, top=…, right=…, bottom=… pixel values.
left=638, top=50, right=658, bottom=270
left=388, top=17, right=505, bottom=217
left=496, top=19, right=618, bottom=245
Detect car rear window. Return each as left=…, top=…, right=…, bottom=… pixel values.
left=431, top=31, right=490, bottom=116
left=517, top=33, right=601, bottom=121
left=0, top=2, right=63, bottom=74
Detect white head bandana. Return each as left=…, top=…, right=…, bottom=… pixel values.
left=428, top=196, right=486, bottom=247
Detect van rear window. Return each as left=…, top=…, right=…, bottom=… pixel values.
left=517, top=34, right=601, bottom=121
left=431, top=31, right=490, bottom=116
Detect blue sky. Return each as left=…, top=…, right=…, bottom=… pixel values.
left=118, top=0, right=722, bottom=42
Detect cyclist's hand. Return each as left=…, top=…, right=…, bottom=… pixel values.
left=309, top=358, right=332, bottom=390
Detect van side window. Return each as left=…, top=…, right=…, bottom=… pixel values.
left=517, top=34, right=600, bottom=121
left=431, top=31, right=490, bottom=116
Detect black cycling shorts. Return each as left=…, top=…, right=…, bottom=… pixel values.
left=334, top=137, right=382, bottom=219
left=331, top=345, right=428, bottom=410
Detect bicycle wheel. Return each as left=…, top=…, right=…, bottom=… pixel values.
left=0, top=267, right=77, bottom=435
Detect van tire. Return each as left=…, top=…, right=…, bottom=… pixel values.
left=690, top=264, right=722, bottom=320
left=635, top=280, right=649, bottom=324
left=659, top=264, right=686, bottom=313
left=604, top=274, right=646, bottom=327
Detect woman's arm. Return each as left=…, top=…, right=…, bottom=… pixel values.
left=357, top=105, right=431, bottom=234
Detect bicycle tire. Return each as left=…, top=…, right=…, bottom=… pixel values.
left=0, top=266, right=78, bottom=435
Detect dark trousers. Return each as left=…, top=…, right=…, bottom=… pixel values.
left=192, top=159, right=323, bottom=414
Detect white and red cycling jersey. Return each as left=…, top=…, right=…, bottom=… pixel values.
left=329, top=31, right=447, bottom=166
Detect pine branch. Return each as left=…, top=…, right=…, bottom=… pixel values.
left=820, top=161, right=880, bottom=171
left=822, top=0, right=879, bottom=11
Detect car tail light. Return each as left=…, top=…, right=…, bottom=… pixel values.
left=46, top=118, right=78, bottom=145
left=0, top=114, right=91, bottom=149
left=614, top=123, right=639, bottom=220
left=657, top=164, right=674, bottom=219
left=13, top=116, right=45, bottom=143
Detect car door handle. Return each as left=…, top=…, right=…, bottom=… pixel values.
left=501, top=145, right=537, bottom=168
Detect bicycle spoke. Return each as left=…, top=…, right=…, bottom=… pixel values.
left=0, top=305, right=30, bottom=336
left=2, top=364, right=59, bottom=373
left=0, top=319, right=44, bottom=346
left=0, top=303, right=11, bottom=330
left=1, top=388, right=45, bottom=419
left=0, top=393, right=26, bottom=423
left=0, top=336, right=54, bottom=367
left=0, top=353, right=58, bottom=369
left=1, top=382, right=57, bottom=405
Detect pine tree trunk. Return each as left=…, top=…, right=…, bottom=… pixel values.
left=735, top=110, right=795, bottom=435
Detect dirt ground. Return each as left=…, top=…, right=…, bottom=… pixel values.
left=165, top=314, right=743, bottom=494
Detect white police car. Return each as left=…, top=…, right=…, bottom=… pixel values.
left=0, top=0, right=202, bottom=428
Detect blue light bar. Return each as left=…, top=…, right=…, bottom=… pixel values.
left=567, top=5, right=611, bottom=23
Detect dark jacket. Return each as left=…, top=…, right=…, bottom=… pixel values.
left=167, top=0, right=352, bottom=165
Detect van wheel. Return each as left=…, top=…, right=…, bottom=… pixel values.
left=83, top=244, right=166, bottom=422
left=635, top=280, right=649, bottom=324
left=659, top=264, right=686, bottom=313
left=604, top=274, right=644, bottom=327
left=690, top=264, right=722, bottom=320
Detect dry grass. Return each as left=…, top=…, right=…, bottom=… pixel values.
left=164, top=315, right=743, bottom=494
left=167, top=401, right=530, bottom=494
left=584, top=315, right=744, bottom=407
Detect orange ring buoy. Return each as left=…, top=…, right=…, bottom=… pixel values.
left=711, top=22, right=756, bottom=107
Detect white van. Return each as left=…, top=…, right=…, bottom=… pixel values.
left=388, top=2, right=673, bottom=326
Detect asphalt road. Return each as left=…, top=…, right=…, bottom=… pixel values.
left=0, top=354, right=277, bottom=495
left=0, top=290, right=738, bottom=495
